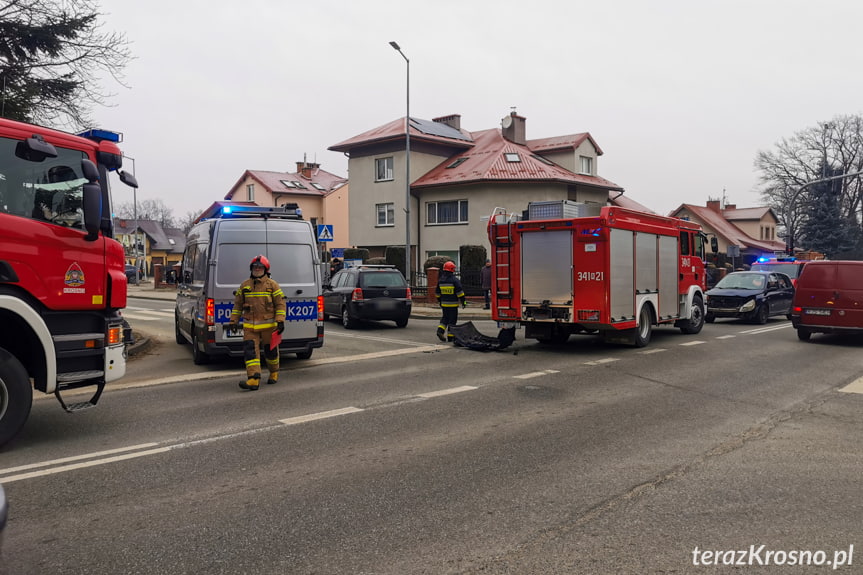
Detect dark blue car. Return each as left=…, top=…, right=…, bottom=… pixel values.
left=705, top=271, right=794, bottom=324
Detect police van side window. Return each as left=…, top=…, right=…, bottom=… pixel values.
left=192, top=243, right=207, bottom=283
left=181, top=245, right=196, bottom=284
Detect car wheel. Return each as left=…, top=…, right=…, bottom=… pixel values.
left=342, top=306, right=357, bottom=329
left=296, top=350, right=313, bottom=359
left=191, top=327, right=210, bottom=365
left=756, top=303, right=769, bottom=324
left=797, top=328, right=812, bottom=341
left=395, top=316, right=409, bottom=328
left=705, top=312, right=716, bottom=323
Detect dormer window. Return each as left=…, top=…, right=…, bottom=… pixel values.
left=579, top=156, right=593, bottom=175
left=505, top=153, right=521, bottom=163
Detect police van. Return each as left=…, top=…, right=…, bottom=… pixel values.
left=175, top=204, right=323, bottom=364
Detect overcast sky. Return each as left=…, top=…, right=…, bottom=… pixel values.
left=96, top=0, right=862, bottom=222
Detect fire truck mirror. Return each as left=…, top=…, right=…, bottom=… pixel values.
left=710, top=237, right=718, bottom=253
left=80, top=158, right=99, bottom=182
left=82, top=182, right=101, bottom=239
left=119, top=169, right=138, bottom=189
left=15, top=134, right=57, bottom=162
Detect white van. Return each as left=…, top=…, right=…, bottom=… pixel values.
left=175, top=204, right=323, bottom=364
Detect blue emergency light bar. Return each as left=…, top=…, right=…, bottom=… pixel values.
left=76, top=129, right=123, bottom=143
left=214, top=203, right=303, bottom=220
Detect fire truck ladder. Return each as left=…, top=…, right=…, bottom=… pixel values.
left=489, top=208, right=516, bottom=314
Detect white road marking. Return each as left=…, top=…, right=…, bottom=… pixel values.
left=417, top=386, right=477, bottom=398
left=638, top=348, right=667, bottom=355
left=0, top=446, right=170, bottom=484
left=839, top=377, right=863, bottom=394
left=279, top=406, right=364, bottom=425
left=739, top=324, right=791, bottom=335
left=0, top=443, right=160, bottom=476
left=716, top=335, right=736, bottom=339
left=680, top=340, right=706, bottom=346
left=514, top=369, right=561, bottom=379
left=584, top=358, right=619, bottom=366
left=122, top=314, right=159, bottom=321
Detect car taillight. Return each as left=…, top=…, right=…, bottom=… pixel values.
left=406, top=287, right=412, bottom=300
left=317, top=295, right=324, bottom=320
left=793, top=306, right=802, bottom=313
left=351, top=288, right=363, bottom=301
left=206, top=298, right=215, bottom=325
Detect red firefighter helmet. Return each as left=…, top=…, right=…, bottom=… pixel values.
left=250, top=254, right=270, bottom=271
left=443, top=261, right=456, bottom=272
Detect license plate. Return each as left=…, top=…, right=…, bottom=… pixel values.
left=224, top=327, right=242, bottom=338
left=805, top=309, right=832, bottom=316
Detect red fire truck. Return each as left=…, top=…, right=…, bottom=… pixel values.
left=0, top=118, right=138, bottom=447
left=487, top=202, right=708, bottom=346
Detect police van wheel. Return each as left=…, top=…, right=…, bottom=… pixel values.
left=191, top=329, right=211, bottom=365
left=174, top=315, right=186, bottom=345
left=0, top=347, right=32, bottom=448
left=296, top=350, right=313, bottom=360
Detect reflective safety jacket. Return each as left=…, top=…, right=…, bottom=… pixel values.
left=230, top=275, right=286, bottom=330
left=435, top=271, right=466, bottom=308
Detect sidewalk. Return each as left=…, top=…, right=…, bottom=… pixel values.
left=126, top=282, right=494, bottom=320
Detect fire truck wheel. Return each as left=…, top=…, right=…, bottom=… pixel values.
left=633, top=306, right=653, bottom=347
left=679, top=294, right=705, bottom=334
left=0, top=347, right=33, bottom=447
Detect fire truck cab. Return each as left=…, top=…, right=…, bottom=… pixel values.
left=488, top=202, right=708, bottom=347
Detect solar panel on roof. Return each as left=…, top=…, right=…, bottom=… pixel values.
left=409, top=118, right=472, bottom=142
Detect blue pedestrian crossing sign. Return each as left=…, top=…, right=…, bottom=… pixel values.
left=317, top=225, right=334, bottom=242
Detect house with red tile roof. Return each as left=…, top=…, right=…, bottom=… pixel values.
left=329, top=112, right=647, bottom=273
left=221, top=161, right=349, bottom=249
left=670, top=200, right=788, bottom=265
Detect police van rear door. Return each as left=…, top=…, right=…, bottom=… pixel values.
left=265, top=220, right=320, bottom=343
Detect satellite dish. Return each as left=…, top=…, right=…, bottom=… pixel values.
left=501, top=115, right=513, bottom=129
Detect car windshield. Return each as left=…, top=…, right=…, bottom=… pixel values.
left=750, top=262, right=801, bottom=278
left=715, top=273, right=766, bottom=290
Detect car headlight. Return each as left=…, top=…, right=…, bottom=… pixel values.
left=739, top=299, right=756, bottom=312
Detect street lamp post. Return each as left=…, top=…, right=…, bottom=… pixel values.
left=784, top=169, right=863, bottom=253
left=389, top=41, right=411, bottom=284
left=124, top=155, right=144, bottom=282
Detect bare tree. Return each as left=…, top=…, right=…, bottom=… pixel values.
left=115, top=198, right=175, bottom=228
left=0, top=0, right=132, bottom=129
left=177, top=210, right=202, bottom=235
left=756, top=115, right=863, bottom=249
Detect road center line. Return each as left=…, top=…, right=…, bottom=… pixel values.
left=514, top=369, right=561, bottom=379
left=680, top=340, right=706, bottom=346
left=0, top=443, right=160, bottom=476
left=417, top=386, right=477, bottom=398
left=280, top=406, right=364, bottom=425
left=0, top=446, right=171, bottom=484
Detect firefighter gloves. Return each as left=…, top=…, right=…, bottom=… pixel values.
left=277, top=321, right=285, bottom=334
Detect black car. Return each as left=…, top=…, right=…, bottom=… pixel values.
left=323, top=265, right=411, bottom=328
left=705, top=271, right=794, bottom=324
left=125, top=264, right=141, bottom=284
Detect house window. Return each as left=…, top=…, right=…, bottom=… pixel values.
left=291, top=180, right=307, bottom=189
left=579, top=156, right=593, bottom=175
left=280, top=180, right=296, bottom=188
left=311, top=183, right=325, bottom=191
left=504, top=153, right=521, bottom=163
left=375, top=157, right=394, bottom=182
left=376, top=203, right=394, bottom=226
left=447, top=158, right=468, bottom=169
left=246, top=183, right=255, bottom=201
left=427, top=200, right=468, bottom=225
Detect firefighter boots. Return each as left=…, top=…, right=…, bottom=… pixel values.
left=239, top=373, right=261, bottom=391
left=266, top=372, right=279, bottom=385
left=436, top=326, right=446, bottom=342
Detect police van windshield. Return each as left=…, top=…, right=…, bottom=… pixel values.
left=216, top=243, right=316, bottom=286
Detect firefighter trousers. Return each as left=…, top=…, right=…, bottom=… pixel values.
left=243, top=328, right=279, bottom=378
left=437, top=307, right=459, bottom=341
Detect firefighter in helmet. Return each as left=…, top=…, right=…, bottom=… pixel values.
left=435, top=260, right=466, bottom=342
left=225, top=255, right=286, bottom=391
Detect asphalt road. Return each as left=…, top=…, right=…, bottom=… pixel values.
left=3, top=315, right=863, bottom=574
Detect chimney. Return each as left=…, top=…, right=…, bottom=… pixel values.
left=707, top=200, right=721, bottom=212
left=296, top=161, right=320, bottom=179
left=432, top=114, right=461, bottom=131
left=501, top=112, right=526, bottom=145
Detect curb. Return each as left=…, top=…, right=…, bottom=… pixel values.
left=127, top=331, right=155, bottom=358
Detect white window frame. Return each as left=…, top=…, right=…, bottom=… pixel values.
left=579, top=156, right=593, bottom=175
left=375, top=157, right=394, bottom=182
left=246, top=183, right=255, bottom=201
left=427, top=200, right=469, bottom=225
left=376, top=202, right=395, bottom=226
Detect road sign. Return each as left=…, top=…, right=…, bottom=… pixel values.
left=317, top=225, right=333, bottom=242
